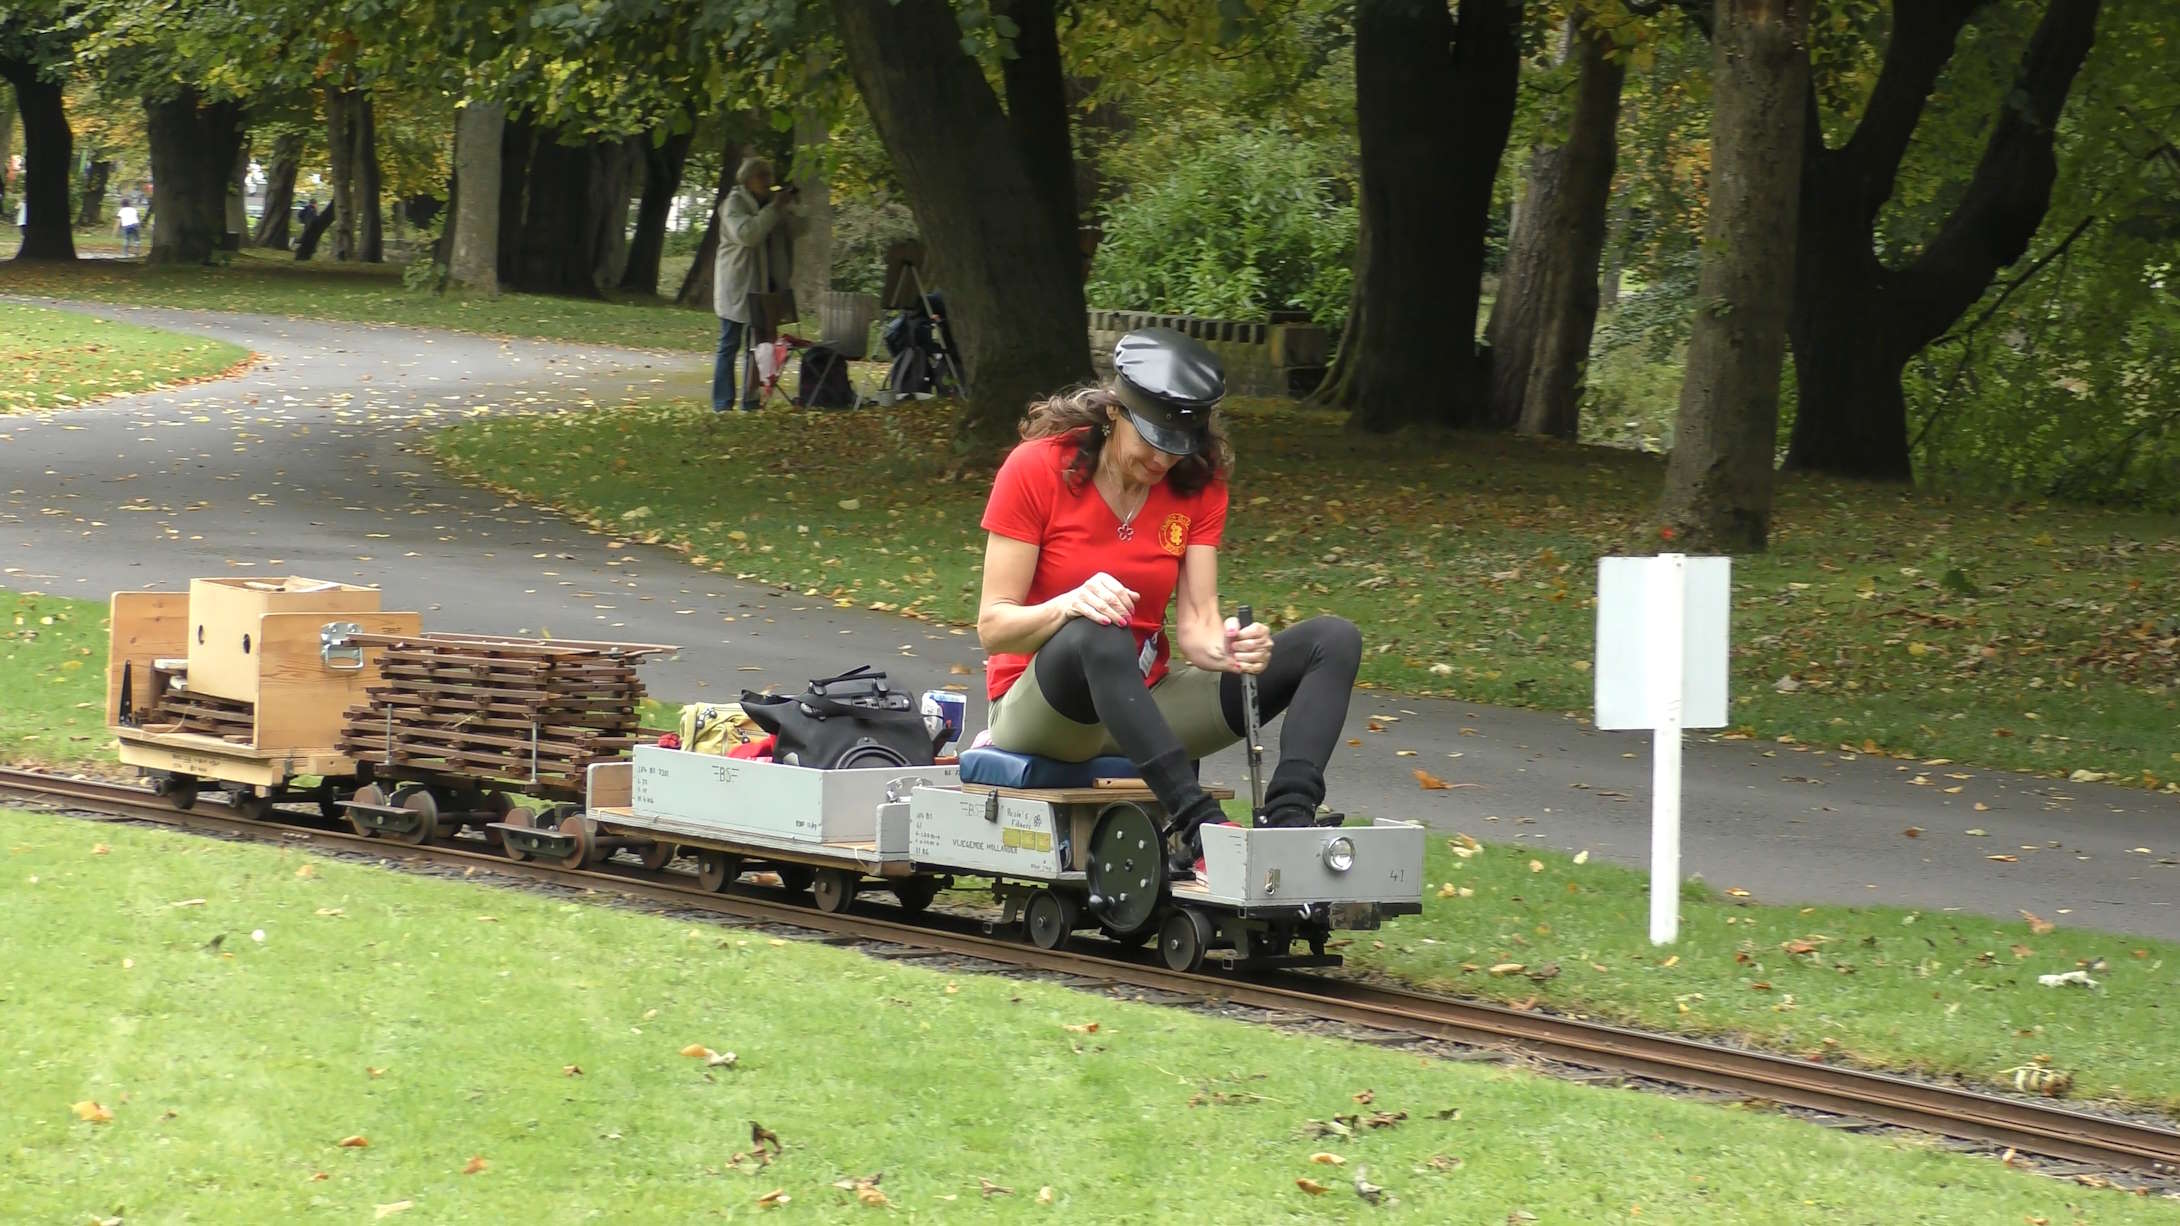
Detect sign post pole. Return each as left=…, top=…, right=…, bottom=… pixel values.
left=1649, top=554, right=1686, bottom=945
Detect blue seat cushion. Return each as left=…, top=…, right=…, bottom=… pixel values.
left=958, top=746, right=1140, bottom=789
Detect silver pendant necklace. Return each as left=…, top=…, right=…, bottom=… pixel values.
left=1115, top=489, right=1148, bottom=540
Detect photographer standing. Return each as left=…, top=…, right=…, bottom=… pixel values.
left=712, top=157, right=799, bottom=413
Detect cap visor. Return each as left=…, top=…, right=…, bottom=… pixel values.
left=1125, top=409, right=1204, bottom=457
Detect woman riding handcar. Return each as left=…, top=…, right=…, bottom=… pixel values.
left=976, top=328, right=1363, bottom=874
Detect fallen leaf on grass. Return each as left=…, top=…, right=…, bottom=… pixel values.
left=295, top=863, right=315, bottom=878
left=1573, top=850, right=1589, bottom=865
left=72, top=1100, right=113, bottom=1124
left=1353, top=1089, right=1374, bottom=1104
left=1354, top=1168, right=1388, bottom=1205
left=1782, top=939, right=1822, bottom=955
left=366, top=1067, right=385, bottom=1079
left=462, top=1155, right=488, bottom=1175
left=978, top=1178, right=1013, bottom=1197
left=168, top=898, right=206, bottom=908
left=1725, top=888, right=1751, bottom=898
left=1527, top=859, right=1543, bottom=873
left=751, top=1121, right=783, bottom=1156
left=374, top=1202, right=412, bottom=1219
left=309, top=1171, right=329, bottom=1181
left=563, top=1065, right=583, bottom=1077
left=338, top=1136, right=369, bottom=1148
left=2021, top=910, right=2056, bottom=935
left=1037, top=1186, right=1054, bottom=1204
left=1296, top=1178, right=1331, bottom=1196
left=1310, top=1152, right=1347, bottom=1166
left=91, top=843, right=109, bottom=855
left=756, top=1189, right=789, bottom=1210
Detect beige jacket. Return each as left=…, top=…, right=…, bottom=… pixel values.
left=713, top=186, right=797, bottom=323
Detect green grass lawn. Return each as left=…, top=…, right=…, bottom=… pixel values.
left=0, top=301, right=251, bottom=414
left=0, top=249, right=720, bottom=354
left=427, top=398, right=2180, bottom=791
left=6, top=807, right=2168, bottom=1225
left=0, top=592, right=114, bottom=765
left=1373, top=826, right=2180, bottom=1111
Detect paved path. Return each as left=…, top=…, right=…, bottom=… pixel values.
left=5, top=300, right=2175, bottom=938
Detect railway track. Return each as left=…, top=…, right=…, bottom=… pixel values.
left=7, top=765, right=2178, bottom=1179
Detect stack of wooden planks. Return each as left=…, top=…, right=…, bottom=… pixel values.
left=339, top=634, right=671, bottom=794
left=137, top=679, right=255, bottom=743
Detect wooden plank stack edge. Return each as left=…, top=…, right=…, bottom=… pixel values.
left=339, top=635, right=651, bottom=795
left=139, top=686, right=255, bottom=743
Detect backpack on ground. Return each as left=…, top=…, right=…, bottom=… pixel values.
left=796, top=346, right=857, bottom=409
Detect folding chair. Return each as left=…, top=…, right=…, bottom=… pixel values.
left=745, top=291, right=805, bottom=409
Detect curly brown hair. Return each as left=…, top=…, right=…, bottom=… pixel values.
left=1018, top=384, right=1233, bottom=495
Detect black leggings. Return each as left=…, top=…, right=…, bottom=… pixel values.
left=1030, top=615, right=1363, bottom=825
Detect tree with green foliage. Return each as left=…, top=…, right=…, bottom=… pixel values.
left=831, top=0, right=1093, bottom=455
left=1784, top=0, right=2103, bottom=481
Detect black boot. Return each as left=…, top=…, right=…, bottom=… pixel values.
left=1258, top=760, right=1326, bottom=829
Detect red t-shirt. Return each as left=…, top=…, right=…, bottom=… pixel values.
left=981, top=432, right=1228, bottom=701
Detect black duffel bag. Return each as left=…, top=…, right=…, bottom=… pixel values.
left=740, top=666, right=937, bottom=770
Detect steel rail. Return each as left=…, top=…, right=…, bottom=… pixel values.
left=5, top=766, right=2175, bottom=1176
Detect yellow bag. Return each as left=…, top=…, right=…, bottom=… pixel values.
left=676, top=702, right=763, bottom=756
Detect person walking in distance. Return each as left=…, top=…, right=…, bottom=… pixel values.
left=711, top=157, right=799, bottom=413
left=116, top=199, right=142, bottom=256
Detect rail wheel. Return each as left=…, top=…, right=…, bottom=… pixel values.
left=555, top=810, right=597, bottom=870
left=811, top=868, right=859, bottom=914
left=389, top=784, right=439, bottom=846
left=1085, top=800, right=1165, bottom=941
left=637, top=840, right=678, bottom=872
left=891, top=876, right=941, bottom=914
left=777, top=864, right=816, bottom=895
left=224, top=786, right=270, bottom=822
left=348, top=783, right=388, bottom=838
left=1159, top=908, right=1213, bottom=974
left=1024, top=890, right=1078, bottom=951
left=156, top=772, right=199, bottom=812
left=500, top=807, right=535, bottom=862
left=696, top=850, right=743, bottom=893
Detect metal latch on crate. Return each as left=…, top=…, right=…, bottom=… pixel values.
left=321, top=621, right=365, bottom=670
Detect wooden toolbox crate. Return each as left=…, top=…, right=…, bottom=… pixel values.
left=109, top=579, right=420, bottom=783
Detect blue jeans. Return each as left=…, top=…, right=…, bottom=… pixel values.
left=711, top=317, right=756, bottom=412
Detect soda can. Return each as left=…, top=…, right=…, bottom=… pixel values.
left=919, top=688, right=966, bottom=748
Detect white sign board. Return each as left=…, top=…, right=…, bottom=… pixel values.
left=1594, top=555, right=1731, bottom=731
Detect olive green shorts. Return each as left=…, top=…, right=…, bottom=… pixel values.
left=988, top=659, right=1240, bottom=763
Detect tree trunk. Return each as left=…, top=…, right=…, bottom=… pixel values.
left=0, top=81, right=12, bottom=215
left=788, top=103, right=833, bottom=311
left=833, top=0, right=1097, bottom=457
left=2, top=66, right=75, bottom=260
left=995, top=0, right=1080, bottom=276
left=1783, top=0, right=2101, bottom=479
left=143, top=89, right=245, bottom=266
left=449, top=101, right=504, bottom=293
left=675, top=145, right=732, bottom=309
left=325, top=86, right=385, bottom=262
left=1485, top=19, right=1626, bottom=439
left=75, top=159, right=112, bottom=226
left=225, top=133, right=251, bottom=251
left=252, top=132, right=301, bottom=247
left=1329, top=0, right=1520, bottom=433
left=505, top=129, right=640, bottom=297
left=1656, top=0, right=1812, bottom=554
left=496, top=112, right=536, bottom=287
left=619, top=126, right=693, bottom=296
left=294, top=202, right=335, bottom=260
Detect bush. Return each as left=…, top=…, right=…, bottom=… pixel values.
left=1086, top=126, right=1355, bottom=329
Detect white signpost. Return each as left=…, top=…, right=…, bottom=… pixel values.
left=1594, top=554, right=1731, bottom=944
